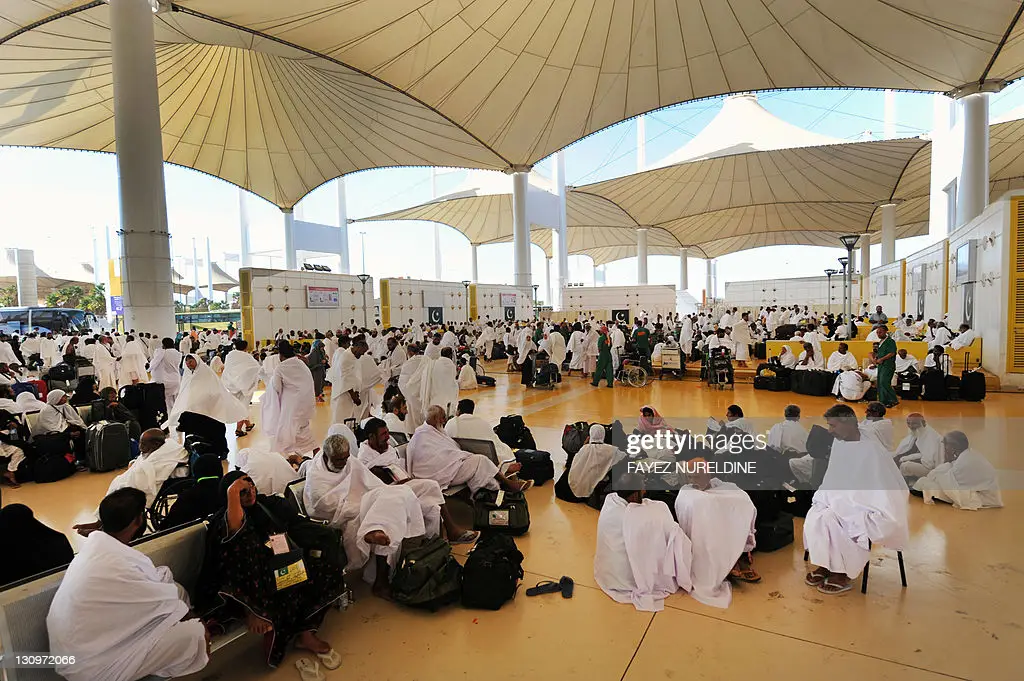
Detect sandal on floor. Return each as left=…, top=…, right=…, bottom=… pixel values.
left=729, top=566, right=762, bottom=583
left=294, top=658, right=325, bottom=681
left=450, top=530, right=480, bottom=545
left=526, top=580, right=562, bottom=596
left=817, top=579, right=853, bottom=595
left=559, top=576, right=574, bottom=599
left=517, top=480, right=534, bottom=493
left=805, top=571, right=827, bottom=587
left=316, top=648, right=342, bottom=670
left=235, top=429, right=246, bottom=437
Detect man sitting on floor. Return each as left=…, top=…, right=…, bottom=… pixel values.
left=893, top=413, right=943, bottom=484
left=673, top=458, right=759, bottom=608
left=767, top=405, right=811, bottom=482
left=357, top=417, right=478, bottom=543
left=594, top=472, right=692, bottom=612
left=443, top=398, right=520, bottom=475
left=48, top=488, right=209, bottom=681
left=913, top=431, right=1003, bottom=510
left=407, top=405, right=530, bottom=494
left=803, top=404, right=909, bottom=595
left=860, top=401, right=894, bottom=450
left=832, top=368, right=872, bottom=402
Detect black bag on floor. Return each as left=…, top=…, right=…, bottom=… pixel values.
left=490, top=343, right=507, bottom=360
left=753, top=342, right=767, bottom=359
left=944, top=374, right=961, bottom=400
left=753, top=512, right=794, bottom=552
left=774, top=324, right=796, bottom=340
left=920, top=370, right=947, bottom=401
left=473, top=488, right=530, bottom=535
left=896, top=372, right=921, bottom=400
left=791, top=369, right=835, bottom=396
left=753, top=364, right=791, bottom=391
left=461, top=533, right=524, bottom=610
left=960, top=370, right=986, bottom=401
left=32, top=433, right=76, bottom=483
left=561, top=421, right=589, bottom=456
left=514, top=449, right=554, bottom=485
left=476, top=375, right=496, bottom=387
left=391, top=535, right=462, bottom=611
left=47, top=363, right=76, bottom=382
left=493, top=415, right=537, bottom=450
left=86, top=421, right=132, bottom=472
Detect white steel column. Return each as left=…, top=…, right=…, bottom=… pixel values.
left=957, top=92, right=990, bottom=228
left=206, top=238, right=214, bottom=301
left=511, top=167, right=532, bottom=288
left=337, top=178, right=350, bottom=274
left=546, top=257, right=553, bottom=307
left=191, top=238, right=201, bottom=303
left=883, top=89, right=896, bottom=139
left=881, top=202, right=897, bottom=264
left=238, top=189, right=252, bottom=268
left=471, top=244, right=479, bottom=283
left=554, top=151, right=569, bottom=309
left=110, top=0, right=175, bottom=336
left=637, top=228, right=649, bottom=284
left=860, top=245, right=871, bottom=306
left=282, top=209, right=296, bottom=270
left=705, top=258, right=713, bottom=302
left=679, top=247, right=689, bottom=291
left=636, top=115, right=647, bottom=171
left=15, top=250, right=37, bottom=306
left=431, top=168, right=442, bottom=279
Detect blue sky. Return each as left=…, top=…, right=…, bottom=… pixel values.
left=3, top=84, right=1024, bottom=305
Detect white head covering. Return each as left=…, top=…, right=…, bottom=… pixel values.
left=15, top=391, right=46, bottom=412
left=165, top=354, right=247, bottom=432
left=590, top=424, right=606, bottom=443
left=47, top=389, right=67, bottom=405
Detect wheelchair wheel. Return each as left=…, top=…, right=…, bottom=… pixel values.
left=624, top=365, right=649, bottom=388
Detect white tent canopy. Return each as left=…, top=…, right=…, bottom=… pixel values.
left=2, top=1, right=1024, bottom=210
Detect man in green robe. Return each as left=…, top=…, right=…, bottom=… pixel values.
left=875, top=326, right=898, bottom=407
left=591, top=325, right=614, bottom=388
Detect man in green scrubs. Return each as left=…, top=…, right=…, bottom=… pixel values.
left=591, top=324, right=614, bottom=388
left=874, top=326, right=898, bottom=408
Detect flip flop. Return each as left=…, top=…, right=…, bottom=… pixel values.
left=817, top=579, right=853, bottom=595
left=526, top=580, right=562, bottom=596
left=805, top=571, right=827, bottom=587
left=559, top=576, right=574, bottom=599
left=316, top=648, right=342, bottom=671
left=450, top=530, right=480, bottom=545
left=729, top=567, right=762, bottom=583
left=294, top=658, right=325, bottom=681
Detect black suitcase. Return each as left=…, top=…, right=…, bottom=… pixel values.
left=774, top=324, right=796, bottom=340
left=897, top=372, right=921, bottom=400
left=86, top=421, right=132, bottom=472
left=944, top=374, right=961, bottom=400
left=921, top=370, right=947, bottom=401
left=791, top=369, right=834, bottom=396
left=960, top=353, right=985, bottom=401
left=753, top=342, right=767, bottom=360
left=491, top=343, right=507, bottom=360
left=47, top=363, right=76, bottom=382
left=753, top=512, right=795, bottom=552
left=514, top=449, right=554, bottom=485
left=472, top=489, right=530, bottom=535
left=31, top=433, right=76, bottom=483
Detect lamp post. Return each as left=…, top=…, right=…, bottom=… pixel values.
left=359, top=231, right=367, bottom=274
left=532, top=284, right=539, bottom=320
left=357, top=273, right=371, bottom=329
left=462, top=280, right=471, bottom=323
left=838, top=235, right=861, bottom=337
left=824, top=268, right=839, bottom=315
left=837, top=258, right=849, bottom=331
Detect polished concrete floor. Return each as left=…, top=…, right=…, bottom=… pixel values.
left=5, top=365, right=1018, bottom=681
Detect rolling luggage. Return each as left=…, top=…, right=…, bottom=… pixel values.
left=753, top=342, right=767, bottom=360
left=86, top=421, right=132, bottom=472
left=960, top=352, right=986, bottom=401
left=47, top=363, right=75, bottom=382
left=791, top=369, right=834, bottom=396
left=31, top=433, right=76, bottom=483
left=920, top=370, right=947, bottom=401
left=897, top=372, right=921, bottom=400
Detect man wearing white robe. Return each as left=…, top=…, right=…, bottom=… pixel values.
left=423, top=335, right=442, bottom=359
left=397, top=353, right=428, bottom=428
left=260, top=342, right=317, bottom=455
left=328, top=339, right=364, bottom=424
left=220, top=340, right=261, bottom=434
left=893, top=413, right=944, bottom=481
left=804, top=404, right=909, bottom=594
left=826, top=343, right=859, bottom=372
left=548, top=328, right=567, bottom=369
left=913, top=431, right=1002, bottom=510
left=165, top=354, right=247, bottom=436
left=444, top=399, right=518, bottom=475
left=860, top=402, right=894, bottom=450
left=406, top=405, right=528, bottom=494
left=832, top=369, right=871, bottom=402
left=148, top=338, right=183, bottom=416
left=795, top=342, right=824, bottom=370
left=422, top=350, right=459, bottom=416
left=440, top=327, right=458, bottom=350
left=949, top=324, right=976, bottom=350
left=731, top=313, right=753, bottom=364
left=49, top=488, right=208, bottom=681
left=357, top=350, right=382, bottom=419
left=236, top=443, right=299, bottom=495
left=932, top=323, right=953, bottom=347
left=595, top=477, right=692, bottom=612
left=40, top=334, right=61, bottom=370
left=304, top=433, right=429, bottom=596
left=567, top=424, right=624, bottom=499
left=91, top=338, right=118, bottom=391
left=894, top=349, right=920, bottom=374
left=382, top=336, right=407, bottom=379
left=477, top=323, right=496, bottom=360
left=384, top=394, right=413, bottom=439
left=457, top=358, right=477, bottom=391
left=567, top=325, right=586, bottom=373
left=118, top=336, right=150, bottom=386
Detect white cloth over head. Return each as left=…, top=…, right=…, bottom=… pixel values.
left=914, top=449, right=1003, bottom=510
left=165, top=354, right=247, bottom=433
left=407, top=422, right=499, bottom=494
left=260, top=356, right=316, bottom=454
left=221, top=349, right=261, bottom=405
left=236, top=443, right=299, bottom=496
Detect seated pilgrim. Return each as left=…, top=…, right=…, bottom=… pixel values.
left=30, top=388, right=87, bottom=462
left=0, top=503, right=74, bottom=586
left=304, top=433, right=446, bottom=598
left=673, top=458, right=760, bottom=608
left=826, top=343, right=859, bottom=372
left=48, top=488, right=209, bottom=681
left=710, top=404, right=754, bottom=436
left=559, top=424, right=625, bottom=503
left=204, top=471, right=345, bottom=668
left=772, top=405, right=816, bottom=485
left=776, top=345, right=798, bottom=369
left=236, top=443, right=300, bottom=496
left=406, top=405, right=531, bottom=494
left=894, top=348, right=920, bottom=375
left=594, top=472, right=693, bottom=612
left=803, top=404, right=909, bottom=595
left=74, top=428, right=190, bottom=536
left=383, top=393, right=412, bottom=439
left=860, top=402, right=895, bottom=450
left=832, top=369, right=872, bottom=402
left=913, top=431, right=1003, bottom=510
left=443, top=398, right=520, bottom=475
left=893, top=413, right=943, bottom=483
left=795, top=342, right=824, bottom=370
left=357, top=417, right=479, bottom=543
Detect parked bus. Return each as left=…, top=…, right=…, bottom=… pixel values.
left=0, top=307, right=99, bottom=335
left=174, top=310, right=241, bottom=332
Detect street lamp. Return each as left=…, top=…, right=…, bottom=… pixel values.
left=356, top=273, right=371, bottom=329
left=532, top=284, right=539, bottom=320
left=359, top=231, right=367, bottom=274
left=824, top=268, right=839, bottom=315
left=838, top=235, right=861, bottom=337
left=461, top=280, right=471, bottom=322
left=838, top=257, right=849, bottom=333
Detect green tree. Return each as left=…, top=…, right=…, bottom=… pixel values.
left=209, top=300, right=229, bottom=311
left=0, top=285, right=17, bottom=307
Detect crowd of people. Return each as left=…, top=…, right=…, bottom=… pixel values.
left=0, top=306, right=1004, bottom=681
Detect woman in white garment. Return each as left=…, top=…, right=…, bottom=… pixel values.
left=221, top=339, right=261, bottom=437
left=118, top=335, right=149, bottom=386
left=31, top=389, right=88, bottom=463
left=148, top=338, right=183, bottom=417
left=165, top=355, right=247, bottom=438
left=260, top=341, right=317, bottom=455
left=567, top=323, right=586, bottom=375
left=583, top=325, right=600, bottom=377
left=562, top=425, right=624, bottom=502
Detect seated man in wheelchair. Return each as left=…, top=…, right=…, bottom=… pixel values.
left=533, top=350, right=560, bottom=387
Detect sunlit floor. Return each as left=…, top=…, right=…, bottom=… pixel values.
left=5, top=364, right=1020, bottom=681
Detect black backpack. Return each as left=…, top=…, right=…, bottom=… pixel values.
left=473, top=488, right=530, bottom=535
left=390, top=536, right=462, bottom=611
left=561, top=422, right=588, bottom=456
left=461, top=533, right=524, bottom=610
left=514, top=449, right=554, bottom=485
left=493, top=415, right=537, bottom=450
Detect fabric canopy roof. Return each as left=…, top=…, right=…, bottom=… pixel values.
left=2, top=1, right=1024, bottom=209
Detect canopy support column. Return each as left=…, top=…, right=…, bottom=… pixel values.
left=637, top=228, right=649, bottom=285
left=510, top=166, right=532, bottom=289
left=554, top=151, right=569, bottom=310
left=282, top=209, right=296, bottom=270
left=337, top=178, right=350, bottom=274
left=956, top=92, right=991, bottom=227
left=239, top=189, right=252, bottom=268
left=471, top=244, right=479, bottom=283
left=679, top=247, right=689, bottom=291
left=880, top=202, right=897, bottom=264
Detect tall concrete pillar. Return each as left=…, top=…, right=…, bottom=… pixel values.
left=679, top=247, right=689, bottom=291
left=238, top=188, right=252, bottom=268
left=860, top=245, right=871, bottom=307
left=511, top=167, right=532, bottom=288
left=471, top=244, right=479, bottom=283
left=705, top=258, right=713, bottom=302
left=111, top=0, right=175, bottom=335
left=880, top=202, right=897, bottom=264
left=15, top=250, right=37, bottom=306
left=337, top=178, right=350, bottom=274
left=554, top=151, right=569, bottom=309
left=283, top=209, right=296, bottom=270
left=956, top=92, right=990, bottom=228
left=637, top=228, right=649, bottom=285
